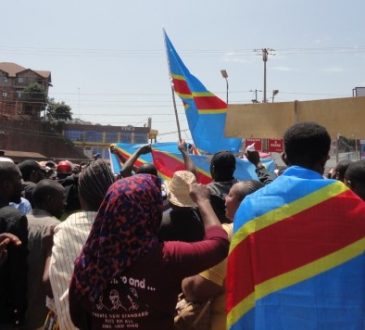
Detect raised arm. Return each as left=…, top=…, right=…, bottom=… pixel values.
left=119, top=144, right=152, bottom=177
left=245, top=148, right=275, bottom=185
left=178, top=140, right=197, bottom=176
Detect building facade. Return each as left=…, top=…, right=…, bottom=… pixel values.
left=0, top=62, right=51, bottom=117
left=63, top=123, right=150, bottom=159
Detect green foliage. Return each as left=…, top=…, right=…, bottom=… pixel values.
left=46, top=98, right=73, bottom=122
left=22, top=82, right=47, bottom=103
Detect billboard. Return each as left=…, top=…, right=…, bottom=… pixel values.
left=245, top=138, right=263, bottom=151
left=267, top=139, right=284, bottom=153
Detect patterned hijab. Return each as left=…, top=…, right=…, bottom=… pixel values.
left=73, top=174, right=163, bottom=302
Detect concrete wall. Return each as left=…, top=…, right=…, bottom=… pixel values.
left=0, top=118, right=87, bottom=161
left=226, top=97, right=365, bottom=139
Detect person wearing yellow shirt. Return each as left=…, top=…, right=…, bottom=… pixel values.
left=182, top=180, right=263, bottom=330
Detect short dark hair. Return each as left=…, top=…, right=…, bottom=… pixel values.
left=136, top=164, right=158, bottom=176
left=334, top=159, right=352, bottom=182
left=284, top=122, right=331, bottom=166
left=210, top=151, right=236, bottom=181
left=344, top=160, right=365, bottom=200
left=32, top=179, right=64, bottom=209
left=18, top=160, right=41, bottom=181
left=345, top=160, right=365, bottom=185
left=0, top=162, right=19, bottom=182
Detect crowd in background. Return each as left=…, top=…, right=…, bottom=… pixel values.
left=1, top=121, right=365, bottom=329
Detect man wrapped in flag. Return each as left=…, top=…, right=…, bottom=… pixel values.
left=226, top=122, right=365, bottom=330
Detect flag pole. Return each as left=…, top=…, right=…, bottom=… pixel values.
left=171, top=85, right=182, bottom=141
left=163, top=29, right=182, bottom=142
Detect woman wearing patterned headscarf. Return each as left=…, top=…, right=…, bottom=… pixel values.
left=69, top=174, right=229, bottom=330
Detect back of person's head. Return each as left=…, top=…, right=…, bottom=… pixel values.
left=344, top=160, right=365, bottom=201
left=78, top=159, right=115, bottom=211
left=136, top=164, right=158, bottom=176
left=32, top=179, right=65, bottom=218
left=0, top=162, right=22, bottom=203
left=283, top=122, right=331, bottom=172
left=45, top=160, right=56, bottom=169
left=225, top=180, right=264, bottom=220
left=18, top=159, right=43, bottom=182
left=72, top=174, right=162, bottom=302
left=210, top=151, right=236, bottom=181
left=334, top=159, right=352, bottom=182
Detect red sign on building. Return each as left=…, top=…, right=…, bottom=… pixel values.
left=245, top=138, right=262, bottom=151
left=267, top=139, right=283, bottom=153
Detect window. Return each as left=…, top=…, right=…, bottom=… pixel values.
left=16, top=91, right=22, bottom=99
left=134, top=132, right=148, bottom=144
left=120, top=131, right=133, bottom=143
left=85, top=131, right=102, bottom=142
left=105, top=132, right=118, bottom=143
left=64, top=130, right=84, bottom=141
left=2, top=91, right=7, bottom=98
left=17, top=77, right=24, bottom=84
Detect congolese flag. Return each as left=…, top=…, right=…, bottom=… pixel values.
left=226, top=166, right=365, bottom=330
left=164, top=31, right=242, bottom=154
left=109, top=143, right=275, bottom=182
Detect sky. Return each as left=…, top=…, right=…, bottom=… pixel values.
left=2, top=0, right=365, bottom=142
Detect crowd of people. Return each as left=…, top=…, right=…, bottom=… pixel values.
left=0, top=121, right=365, bottom=330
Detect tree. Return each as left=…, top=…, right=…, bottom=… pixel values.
left=46, top=98, right=73, bottom=122
left=22, top=82, right=47, bottom=103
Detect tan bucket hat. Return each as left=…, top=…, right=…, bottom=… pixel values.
left=166, top=170, right=197, bottom=207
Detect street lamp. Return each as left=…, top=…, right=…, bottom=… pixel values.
left=220, top=69, right=229, bottom=104
left=272, top=89, right=279, bottom=102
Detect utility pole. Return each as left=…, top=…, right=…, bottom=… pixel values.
left=263, top=49, right=268, bottom=103
left=249, top=89, right=262, bottom=103
left=255, top=48, right=275, bottom=103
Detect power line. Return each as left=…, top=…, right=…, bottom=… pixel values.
left=1, top=45, right=365, bottom=58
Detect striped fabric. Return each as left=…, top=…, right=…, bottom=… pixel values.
left=164, top=31, right=242, bottom=153
left=49, top=211, right=97, bottom=330
left=226, top=166, right=365, bottom=330
left=109, top=143, right=275, bottom=182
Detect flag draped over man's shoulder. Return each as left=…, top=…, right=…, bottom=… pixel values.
left=226, top=166, right=365, bottom=330
left=164, top=30, right=242, bottom=154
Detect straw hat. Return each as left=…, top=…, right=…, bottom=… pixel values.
left=166, top=170, right=197, bottom=207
